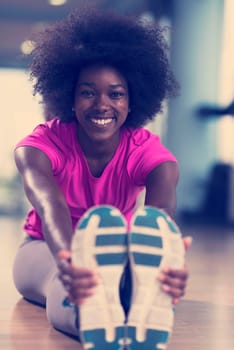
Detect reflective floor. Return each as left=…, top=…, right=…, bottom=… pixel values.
left=1, top=217, right=234, bottom=350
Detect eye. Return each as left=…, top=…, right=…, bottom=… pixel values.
left=109, top=91, right=125, bottom=99
left=79, top=90, right=95, bottom=98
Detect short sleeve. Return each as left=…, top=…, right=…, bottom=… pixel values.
left=126, top=129, right=177, bottom=186
left=15, top=120, right=66, bottom=174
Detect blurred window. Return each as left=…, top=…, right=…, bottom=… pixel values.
left=218, top=0, right=234, bottom=164
left=0, top=68, right=42, bottom=177
left=0, top=69, right=42, bottom=216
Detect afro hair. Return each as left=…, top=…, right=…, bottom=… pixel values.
left=29, top=8, right=179, bottom=127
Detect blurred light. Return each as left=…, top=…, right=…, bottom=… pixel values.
left=139, top=12, right=155, bottom=24
left=48, top=0, right=67, bottom=6
left=20, top=40, right=35, bottom=55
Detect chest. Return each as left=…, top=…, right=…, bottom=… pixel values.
left=55, top=148, right=143, bottom=211
left=86, top=157, right=112, bottom=178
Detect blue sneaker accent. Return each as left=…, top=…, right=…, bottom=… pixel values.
left=96, top=252, right=128, bottom=266
left=131, top=252, right=162, bottom=267
left=71, top=205, right=128, bottom=350
left=127, top=206, right=185, bottom=350
left=130, top=233, right=163, bottom=247
left=133, top=209, right=180, bottom=233
left=78, top=206, right=126, bottom=229
left=82, top=327, right=126, bottom=350
left=96, top=233, right=128, bottom=246
left=127, top=327, right=169, bottom=350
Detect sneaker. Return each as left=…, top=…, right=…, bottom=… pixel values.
left=71, top=205, right=128, bottom=350
left=127, top=206, right=185, bottom=350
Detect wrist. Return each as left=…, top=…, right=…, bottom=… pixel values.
left=56, top=249, right=71, bottom=261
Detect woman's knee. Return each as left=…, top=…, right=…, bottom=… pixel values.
left=13, top=248, right=45, bottom=305
left=12, top=238, right=56, bottom=306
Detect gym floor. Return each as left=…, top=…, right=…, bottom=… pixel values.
left=1, top=216, right=234, bottom=350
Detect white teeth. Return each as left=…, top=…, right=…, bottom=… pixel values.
left=91, top=118, right=113, bottom=125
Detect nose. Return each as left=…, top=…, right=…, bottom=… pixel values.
left=93, top=93, right=110, bottom=112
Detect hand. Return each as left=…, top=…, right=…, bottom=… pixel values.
left=56, top=250, right=100, bottom=305
left=158, top=236, right=192, bottom=305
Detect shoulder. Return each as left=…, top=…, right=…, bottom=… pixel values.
left=15, top=119, right=77, bottom=173
left=122, top=127, right=175, bottom=160
left=122, top=127, right=177, bottom=185
left=122, top=127, right=159, bottom=146
left=34, top=118, right=76, bottom=136
left=16, top=118, right=77, bottom=148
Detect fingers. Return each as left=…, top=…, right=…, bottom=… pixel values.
left=66, top=269, right=100, bottom=304
left=57, top=249, right=72, bottom=261
left=57, top=259, right=100, bottom=305
left=183, top=236, right=193, bottom=251
left=158, top=267, right=188, bottom=305
left=56, top=249, right=101, bottom=305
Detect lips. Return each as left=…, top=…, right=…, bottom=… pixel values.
left=87, top=112, right=117, bottom=127
left=90, top=117, right=114, bottom=126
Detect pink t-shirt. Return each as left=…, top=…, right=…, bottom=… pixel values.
left=16, top=118, right=177, bottom=239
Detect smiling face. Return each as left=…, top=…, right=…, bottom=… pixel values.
left=74, top=65, right=129, bottom=145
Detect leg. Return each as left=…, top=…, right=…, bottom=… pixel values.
left=127, top=207, right=185, bottom=349
left=13, top=237, right=56, bottom=306
left=71, top=205, right=128, bottom=349
left=46, top=275, right=79, bottom=338
left=13, top=236, right=79, bottom=338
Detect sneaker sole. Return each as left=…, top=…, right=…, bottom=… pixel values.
left=127, top=206, right=185, bottom=350
left=71, top=205, right=128, bottom=350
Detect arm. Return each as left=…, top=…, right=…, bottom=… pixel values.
left=145, top=161, right=179, bottom=217
left=15, top=146, right=99, bottom=304
left=14, top=146, right=73, bottom=256
left=145, top=161, right=191, bottom=304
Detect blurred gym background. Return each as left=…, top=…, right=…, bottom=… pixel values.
left=0, top=0, right=233, bottom=225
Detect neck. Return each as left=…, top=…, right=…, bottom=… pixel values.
left=76, top=127, right=121, bottom=159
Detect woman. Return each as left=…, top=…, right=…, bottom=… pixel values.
left=13, top=9, right=191, bottom=349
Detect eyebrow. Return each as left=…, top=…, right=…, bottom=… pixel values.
left=109, top=84, right=127, bottom=89
left=77, top=82, right=127, bottom=89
